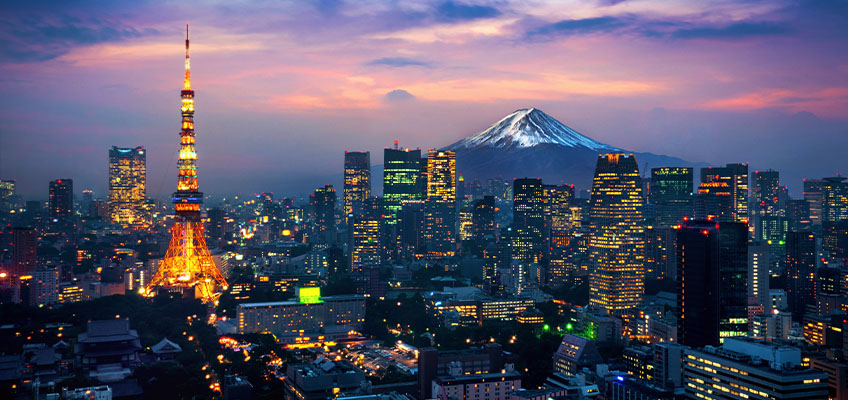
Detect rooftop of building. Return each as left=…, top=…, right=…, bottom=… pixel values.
left=239, top=294, right=365, bottom=308
left=78, top=319, right=139, bottom=343
left=433, top=370, right=521, bottom=385
left=691, top=337, right=828, bottom=376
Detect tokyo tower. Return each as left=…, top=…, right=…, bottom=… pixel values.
left=146, top=24, right=228, bottom=302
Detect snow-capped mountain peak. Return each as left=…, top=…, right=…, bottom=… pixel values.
left=447, top=108, right=618, bottom=151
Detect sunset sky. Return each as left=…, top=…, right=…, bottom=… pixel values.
left=1, top=0, right=847, bottom=198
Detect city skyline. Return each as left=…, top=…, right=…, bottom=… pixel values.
left=2, top=0, right=848, bottom=198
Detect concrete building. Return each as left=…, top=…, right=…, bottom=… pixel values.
left=552, top=334, right=603, bottom=375
left=237, top=293, right=365, bottom=344
left=683, top=338, right=828, bottom=399
left=433, top=370, right=521, bottom=400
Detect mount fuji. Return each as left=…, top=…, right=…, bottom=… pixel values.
left=445, top=108, right=697, bottom=189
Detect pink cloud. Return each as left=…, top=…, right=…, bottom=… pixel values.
left=704, top=87, right=848, bottom=117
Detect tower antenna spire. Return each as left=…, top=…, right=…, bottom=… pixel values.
left=183, top=23, right=191, bottom=90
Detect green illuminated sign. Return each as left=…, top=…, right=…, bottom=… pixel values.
left=298, top=287, right=322, bottom=304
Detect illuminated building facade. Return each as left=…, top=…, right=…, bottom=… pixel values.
left=803, top=179, right=826, bottom=226
left=700, top=163, right=748, bottom=223
left=676, top=220, right=748, bottom=347
left=695, top=181, right=732, bottom=221
left=343, top=151, right=370, bottom=219
left=785, top=231, right=816, bottom=319
left=545, top=184, right=575, bottom=285
left=146, top=25, right=228, bottom=302
left=0, top=179, right=14, bottom=215
left=588, top=154, right=645, bottom=315
left=512, top=178, right=545, bottom=263
left=683, top=338, right=828, bottom=400
left=49, top=179, right=73, bottom=222
left=236, top=294, right=365, bottom=340
left=30, top=266, right=59, bottom=306
left=752, top=170, right=780, bottom=216
left=822, top=176, right=848, bottom=224
left=650, top=167, right=693, bottom=226
left=351, top=215, right=381, bottom=271
left=108, top=146, right=147, bottom=228
left=424, top=150, right=456, bottom=258
left=383, top=146, right=425, bottom=224
left=432, top=371, right=521, bottom=400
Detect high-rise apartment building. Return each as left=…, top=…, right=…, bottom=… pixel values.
left=108, top=146, right=147, bottom=227
left=343, top=151, right=371, bottom=219
left=676, top=220, right=748, bottom=347
left=512, top=178, right=545, bottom=263
left=650, top=167, right=693, bottom=226
left=700, top=163, right=748, bottom=223
left=49, top=179, right=73, bottom=222
left=424, top=150, right=456, bottom=258
left=588, top=154, right=645, bottom=314
left=785, top=231, right=816, bottom=319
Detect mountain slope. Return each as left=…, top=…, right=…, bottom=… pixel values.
left=445, top=108, right=698, bottom=188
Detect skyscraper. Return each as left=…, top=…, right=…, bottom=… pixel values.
left=146, top=25, right=228, bottom=302
left=650, top=167, right=693, bottom=226
left=700, top=163, right=748, bottom=223
left=108, top=146, right=147, bottom=228
left=821, top=176, right=848, bottom=224
left=695, top=181, right=732, bottom=222
left=588, top=154, right=645, bottom=315
left=512, top=178, right=545, bottom=263
left=310, top=185, right=337, bottom=244
left=0, top=179, right=14, bottom=214
left=11, top=227, right=37, bottom=276
left=351, top=215, right=381, bottom=271
left=343, top=151, right=371, bottom=219
left=383, top=146, right=425, bottom=224
left=424, top=150, right=456, bottom=258
left=752, top=170, right=779, bottom=216
left=49, top=179, right=73, bottom=222
left=676, top=220, right=748, bottom=347
left=472, top=196, right=495, bottom=257
left=785, top=231, right=816, bottom=319
left=545, top=184, right=574, bottom=285
left=803, top=179, right=826, bottom=226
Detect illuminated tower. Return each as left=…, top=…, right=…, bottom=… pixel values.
left=588, top=154, right=645, bottom=315
left=512, top=178, right=544, bottom=263
left=424, top=150, right=456, bottom=258
left=343, top=151, right=371, bottom=220
left=109, top=146, right=147, bottom=228
left=147, top=25, right=227, bottom=302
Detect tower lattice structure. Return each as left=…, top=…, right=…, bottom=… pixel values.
left=146, top=24, right=228, bottom=302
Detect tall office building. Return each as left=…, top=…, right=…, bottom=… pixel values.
left=11, top=227, right=37, bottom=276
left=695, top=180, right=733, bottom=222
left=108, top=146, right=147, bottom=227
left=650, top=167, right=693, bottom=226
left=700, top=163, right=748, bottom=223
left=786, top=199, right=811, bottom=232
left=588, top=154, right=645, bottom=315
left=752, top=170, right=779, bottom=216
left=472, top=196, right=495, bottom=257
left=822, top=220, right=848, bottom=259
left=821, top=176, right=848, bottom=224
left=343, top=151, right=371, bottom=219
left=676, top=220, right=748, bottom=347
left=545, top=184, right=575, bottom=285
left=785, top=231, right=816, bottom=319
left=424, top=150, right=456, bottom=258
left=383, top=146, right=425, bottom=224
left=512, top=178, right=545, bottom=263
left=0, top=179, right=14, bottom=214
left=49, top=179, right=73, bottom=222
left=351, top=215, right=381, bottom=271
left=748, top=244, right=770, bottom=307
left=803, top=179, right=826, bottom=226
left=310, top=185, right=337, bottom=244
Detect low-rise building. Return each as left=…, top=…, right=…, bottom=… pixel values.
left=552, top=335, right=603, bottom=375
left=284, top=359, right=366, bottom=400
left=432, top=370, right=521, bottom=400
left=683, top=338, right=828, bottom=399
